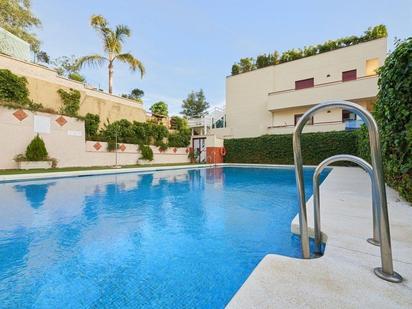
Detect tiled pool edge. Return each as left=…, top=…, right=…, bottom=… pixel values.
left=227, top=166, right=412, bottom=308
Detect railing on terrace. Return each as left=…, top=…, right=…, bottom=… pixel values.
left=268, top=119, right=363, bottom=130
left=268, top=75, right=377, bottom=96
left=187, top=107, right=226, bottom=130
left=345, top=119, right=364, bottom=130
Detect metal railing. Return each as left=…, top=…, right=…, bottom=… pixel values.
left=293, top=100, right=402, bottom=283
left=313, top=155, right=380, bottom=255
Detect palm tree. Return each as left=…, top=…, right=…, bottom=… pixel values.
left=77, top=15, right=145, bottom=94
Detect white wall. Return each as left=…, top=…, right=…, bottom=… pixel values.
left=225, top=38, right=387, bottom=138
left=0, top=107, right=189, bottom=169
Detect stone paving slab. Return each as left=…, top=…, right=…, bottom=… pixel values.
left=227, top=167, right=412, bottom=308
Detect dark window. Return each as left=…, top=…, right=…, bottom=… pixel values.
left=294, top=114, right=313, bottom=125
left=342, top=110, right=356, bottom=122
left=342, top=69, right=357, bottom=82
left=295, top=78, right=314, bottom=90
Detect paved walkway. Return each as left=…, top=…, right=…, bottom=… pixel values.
left=228, top=167, right=412, bottom=308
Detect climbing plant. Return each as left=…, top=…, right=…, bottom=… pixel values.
left=359, top=38, right=412, bottom=202
left=57, top=88, right=81, bottom=117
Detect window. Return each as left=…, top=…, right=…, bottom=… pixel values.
left=294, top=114, right=313, bottom=126
left=342, top=110, right=356, bottom=122
left=342, top=69, right=357, bottom=82
left=366, top=58, right=379, bottom=76
left=295, top=78, right=314, bottom=90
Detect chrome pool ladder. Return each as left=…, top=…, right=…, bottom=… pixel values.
left=292, top=100, right=402, bottom=283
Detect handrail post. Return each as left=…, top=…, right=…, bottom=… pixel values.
left=313, top=155, right=379, bottom=255
left=293, top=100, right=402, bottom=283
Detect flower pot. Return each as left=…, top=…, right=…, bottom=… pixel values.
left=18, top=161, right=53, bottom=170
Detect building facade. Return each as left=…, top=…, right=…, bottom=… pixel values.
left=222, top=38, right=387, bottom=138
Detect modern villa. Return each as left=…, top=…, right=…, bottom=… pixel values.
left=217, top=37, right=386, bottom=138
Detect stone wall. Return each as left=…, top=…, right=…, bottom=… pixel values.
left=0, top=53, right=146, bottom=126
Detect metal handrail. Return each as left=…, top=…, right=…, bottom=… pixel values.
left=293, top=100, right=402, bottom=283
left=313, top=154, right=380, bottom=256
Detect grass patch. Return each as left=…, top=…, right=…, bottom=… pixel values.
left=0, top=163, right=197, bottom=176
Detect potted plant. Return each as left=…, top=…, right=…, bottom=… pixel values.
left=14, top=135, right=57, bottom=169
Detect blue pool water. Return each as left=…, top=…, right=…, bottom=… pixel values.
left=0, top=166, right=328, bottom=308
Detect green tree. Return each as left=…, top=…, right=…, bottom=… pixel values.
left=76, top=15, right=145, bottom=94
left=35, top=51, right=50, bottom=64
left=238, top=58, right=256, bottom=72
left=52, top=55, right=86, bottom=82
left=170, top=116, right=188, bottom=131
left=181, top=89, right=209, bottom=118
left=121, top=88, right=144, bottom=102
left=150, top=101, right=168, bottom=117
left=25, top=134, right=48, bottom=161
left=0, top=0, right=41, bottom=51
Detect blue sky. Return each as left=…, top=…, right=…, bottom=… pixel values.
left=33, top=0, right=412, bottom=115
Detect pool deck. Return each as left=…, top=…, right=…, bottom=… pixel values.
left=227, top=166, right=412, bottom=308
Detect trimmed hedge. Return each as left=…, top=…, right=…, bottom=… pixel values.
left=224, top=131, right=359, bottom=165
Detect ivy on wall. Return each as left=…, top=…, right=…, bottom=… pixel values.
left=231, top=25, right=387, bottom=75
left=57, top=88, right=81, bottom=117
left=0, top=69, right=30, bottom=104
left=358, top=38, right=412, bottom=202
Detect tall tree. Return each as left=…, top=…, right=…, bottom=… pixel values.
left=76, top=15, right=145, bottom=94
left=181, top=89, right=209, bottom=118
left=150, top=101, right=168, bottom=117
left=0, top=0, right=41, bottom=51
left=52, top=55, right=86, bottom=82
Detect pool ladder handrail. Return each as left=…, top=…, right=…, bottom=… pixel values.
left=293, top=100, right=402, bottom=283
left=313, top=154, right=380, bottom=254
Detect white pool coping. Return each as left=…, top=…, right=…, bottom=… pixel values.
left=0, top=163, right=318, bottom=183
left=0, top=164, right=217, bottom=182
left=227, top=166, right=412, bottom=308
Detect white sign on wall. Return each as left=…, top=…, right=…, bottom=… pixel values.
left=33, top=115, right=51, bottom=134
left=67, top=130, right=82, bottom=137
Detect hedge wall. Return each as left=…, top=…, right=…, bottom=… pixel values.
left=224, top=131, right=359, bottom=165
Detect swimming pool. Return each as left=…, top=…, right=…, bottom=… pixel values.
left=0, top=166, right=328, bottom=308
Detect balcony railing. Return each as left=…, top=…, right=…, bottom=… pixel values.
left=345, top=119, right=364, bottom=130
left=267, top=75, right=378, bottom=111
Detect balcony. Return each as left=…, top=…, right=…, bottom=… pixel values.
left=345, top=119, right=364, bottom=130
left=267, top=75, right=378, bottom=111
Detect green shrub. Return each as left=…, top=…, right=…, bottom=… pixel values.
left=25, top=135, right=48, bottom=161
left=170, top=116, right=188, bottom=131
left=57, top=88, right=81, bottom=117
left=84, top=113, right=100, bottom=138
left=156, top=141, right=168, bottom=152
left=231, top=25, right=387, bottom=75
left=168, top=129, right=191, bottom=147
left=150, top=101, right=168, bottom=117
left=0, top=69, right=30, bottom=104
left=139, top=144, right=153, bottom=161
left=224, top=131, right=359, bottom=165
left=68, top=72, right=85, bottom=82
left=359, top=38, right=412, bottom=202
left=98, top=118, right=190, bottom=149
